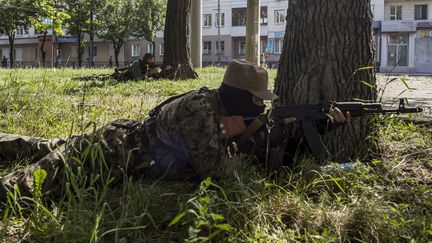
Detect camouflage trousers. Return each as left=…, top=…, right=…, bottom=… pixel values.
left=0, top=119, right=153, bottom=198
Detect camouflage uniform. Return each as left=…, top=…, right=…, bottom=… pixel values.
left=126, top=59, right=148, bottom=79
left=0, top=88, right=242, bottom=198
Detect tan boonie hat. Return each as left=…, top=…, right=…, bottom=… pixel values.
left=222, top=59, right=278, bottom=100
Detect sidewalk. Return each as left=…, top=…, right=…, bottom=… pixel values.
left=378, top=75, right=432, bottom=122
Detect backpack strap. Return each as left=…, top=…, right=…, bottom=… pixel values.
left=149, top=87, right=210, bottom=118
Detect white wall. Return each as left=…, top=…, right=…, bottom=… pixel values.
left=384, top=0, right=432, bottom=21
left=371, top=0, right=385, bottom=21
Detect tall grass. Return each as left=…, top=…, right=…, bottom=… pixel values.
left=0, top=67, right=431, bottom=242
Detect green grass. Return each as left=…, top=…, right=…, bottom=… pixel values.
left=0, top=67, right=431, bottom=242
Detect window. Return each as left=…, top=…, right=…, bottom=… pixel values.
left=216, top=41, right=224, bottom=54
left=203, top=14, right=212, bottom=27
left=147, top=43, right=154, bottom=54
left=216, top=13, right=225, bottom=27
left=260, top=41, right=267, bottom=54
left=274, top=39, right=283, bottom=54
left=267, top=39, right=274, bottom=54
left=14, top=48, right=23, bottom=61
left=203, top=41, right=211, bottom=55
left=275, top=10, right=286, bottom=24
left=232, top=8, right=247, bottom=26
left=239, top=41, right=246, bottom=55
left=260, top=6, right=268, bottom=25
left=71, top=46, right=78, bottom=58
left=387, top=34, right=408, bottom=66
left=390, top=5, right=402, bottom=20
left=159, top=43, right=164, bottom=56
left=16, top=26, right=28, bottom=36
left=415, top=5, right=428, bottom=20
left=90, top=46, right=97, bottom=57
left=132, top=44, right=140, bottom=57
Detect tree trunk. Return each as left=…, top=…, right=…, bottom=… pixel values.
left=163, top=0, right=198, bottom=80
left=113, top=39, right=124, bottom=68
left=8, top=33, right=15, bottom=67
left=77, top=33, right=85, bottom=67
left=274, top=0, right=376, bottom=162
left=40, top=31, right=48, bottom=67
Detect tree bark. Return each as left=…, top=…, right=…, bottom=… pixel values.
left=8, top=33, right=15, bottom=67
left=77, top=33, right=85, bottom=68
left=274, top=0, right=376, bottom=161
left=40, top=31, right=48, bottom=67
left=163, top=0, right=198, bottom=80
left=113, top=39, right=124, bottom=68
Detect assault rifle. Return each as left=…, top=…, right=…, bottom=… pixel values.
left=244, top=98, right=423, bottom=157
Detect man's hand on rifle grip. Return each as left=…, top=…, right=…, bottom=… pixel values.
left=330, top=108, right=352, bottom=124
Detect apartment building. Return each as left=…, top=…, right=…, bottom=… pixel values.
left=154, top=0, right=288, bottom=67
left=372, top=0, right=432, bottom=73
left=0, top=27, right=152, bottom=67
left=1, top=0, right=431, bottom=73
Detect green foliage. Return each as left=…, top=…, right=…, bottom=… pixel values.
left=0, top=0, right=39, bottom=66
left=131, top=0, right=167, bottom=42
left=33, top=0, right=70, bottom=35
left=0, top=68, right=430, bottom=242
left=169, top=177, right=233, bottom=241
left=63, top=0, right=93, bottom=66
left=94, top=0, right=134, bottom=66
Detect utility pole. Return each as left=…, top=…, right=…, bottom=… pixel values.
left=217, top=0, right=221, bottom=63
left=246, top=0, right=260, bottom=65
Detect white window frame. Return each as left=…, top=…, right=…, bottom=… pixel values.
left=274, top=39, right=283, bottom=54
left=215, top=13, right=225, bottom=27
left=387, top=34, right=409, bottom=66
left=147, top=43, right=154, bottom=54
left=216, top=41, right=225, bottom=54
left=159, top=43, right=164, bottom=56
left=239, top=41, right=246, bottom=55
left=203, top=41, right=212, bottom=55
left=275, top=9, right=285, bottom=24
left=131, top=44, right=140, bottom=57
left=390, top=5, right=402, bottom=20
left=203, top=14, right=212, bottom=28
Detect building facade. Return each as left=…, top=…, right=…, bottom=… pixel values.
left=1, top=0, right=432, bottom=73
left=154, top=0, right=288, bottom=67
left=373, top=0, right=432, bottom=73
left=0, top=28, right=152, bottom=67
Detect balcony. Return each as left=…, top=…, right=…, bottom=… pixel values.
left=381, top=21, right=416, bottom=32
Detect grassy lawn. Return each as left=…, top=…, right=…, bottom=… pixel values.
left=0, top=68, right=431, bottom=242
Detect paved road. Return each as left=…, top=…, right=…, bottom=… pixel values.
left=378, top=75, right=432, bottom=120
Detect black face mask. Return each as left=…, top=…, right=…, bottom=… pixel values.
left=218, top=83, right=265, bottom=117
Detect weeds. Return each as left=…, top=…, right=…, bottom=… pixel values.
left=0, top=68, right=431, bottom=242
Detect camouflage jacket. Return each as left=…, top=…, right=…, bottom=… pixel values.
left=146, top=88, right=235, bottom=179
left=126, top=59, right=148, bottom=79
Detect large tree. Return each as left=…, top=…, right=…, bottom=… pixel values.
left=163, top=0, right=198, bottom=80
left=63, top=0, right=92, bottom=67
left=274, top=0, right=376, bottom=161
left=95, top=0, right=134, bottom=67
left=0, top=0, right=36, bottom=67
